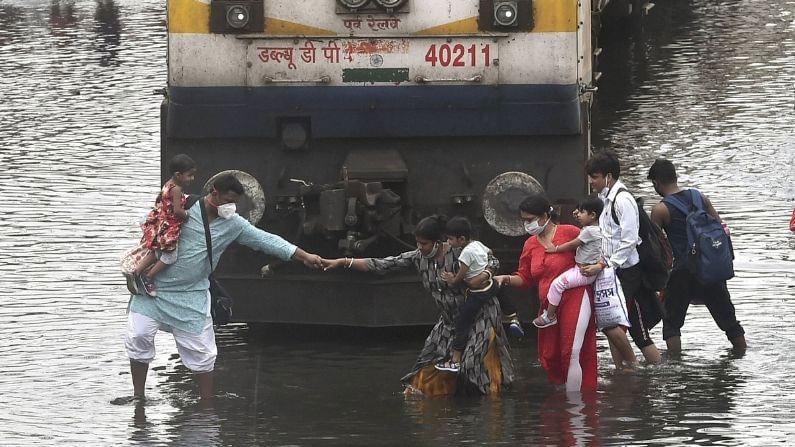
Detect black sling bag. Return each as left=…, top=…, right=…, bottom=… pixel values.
left=192, top=195, right=234, bottom=326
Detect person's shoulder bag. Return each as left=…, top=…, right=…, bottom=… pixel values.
left=191, top=195, right=234, bottom=326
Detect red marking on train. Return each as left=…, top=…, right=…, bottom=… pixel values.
left=342, top=39, right=409, bottom=56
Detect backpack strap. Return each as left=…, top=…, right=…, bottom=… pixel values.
left=662, top=193, right=690, bottom=216
left=663, top=189, right=702, bottom=216
left=610, top=187, right=631, bottom=225
left=689, top=189, right=705, bottom=211
left=197, top=196, right=214, bottom=272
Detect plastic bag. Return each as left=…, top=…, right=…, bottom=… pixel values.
left=120, top=242, right=150, bottom=275
left=593, top=266, right=631, bottom=330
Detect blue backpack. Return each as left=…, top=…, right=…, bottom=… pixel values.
left=663, top=190, right=734, bottom=285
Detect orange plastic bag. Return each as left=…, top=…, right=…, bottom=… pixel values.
left=790, top=208, right=795, bottom=232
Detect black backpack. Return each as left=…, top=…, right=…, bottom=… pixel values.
left=611, top=188, right=673, bottom=292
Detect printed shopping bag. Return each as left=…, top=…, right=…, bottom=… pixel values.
left=593, top=266, right=631, bottom=330
left=120, top=242, right=150, bottom=275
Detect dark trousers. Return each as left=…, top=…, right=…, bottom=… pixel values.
left=453, top=281, right=499, bottom=352
left=662, top=269, right=745, bottom=341
left=496, top=286, right=517, bottom=318
left=617, top=264, right=663, bottom=349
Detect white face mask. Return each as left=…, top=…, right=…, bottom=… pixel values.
left=597, top=175, right=613, bottom=199
left=524, top=217, right=547, bottom=236
left=421, top=242, right=440, bottom=259
left=217, top=203, right=236, bottom=219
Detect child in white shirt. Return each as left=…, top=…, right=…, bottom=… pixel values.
left=436, top=216, right=521, bottom=373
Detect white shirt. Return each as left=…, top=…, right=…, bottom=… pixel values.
left=458, top=240, right=490, bottom=280
left=599, top=179, right=640, bottom=269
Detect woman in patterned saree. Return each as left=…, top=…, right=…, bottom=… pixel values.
left=322, top=215, right=515, bottom=396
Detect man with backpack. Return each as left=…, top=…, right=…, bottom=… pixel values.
left=647, top=159, right=746, bottom=354
left=582, top=150, right=662, bottom=367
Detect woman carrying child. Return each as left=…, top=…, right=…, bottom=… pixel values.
left=322, top=215, right=515, bottom=396
left=127, top=154, right=197, bottom=296
left=435, top=216, right=522, bottom=373
left=533, top=198, right=604, bottom=329
left=495, top=194, right=598, bottom=392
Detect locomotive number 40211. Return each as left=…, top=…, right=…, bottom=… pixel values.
left=424, top=43, right=492, bottom=67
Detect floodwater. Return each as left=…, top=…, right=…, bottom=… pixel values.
left=1, top=0, right=794, bottom=445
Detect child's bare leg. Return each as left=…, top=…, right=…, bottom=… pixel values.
left=546, top=303, right=558, bottom=320
left=134, top=251, right=156, bottom=276
left=145, top=260, right=167, bottom=279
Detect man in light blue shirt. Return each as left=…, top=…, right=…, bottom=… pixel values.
left=122, top=174, right=323, bottom=402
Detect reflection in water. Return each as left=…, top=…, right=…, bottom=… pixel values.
left=0, top=5, right=24, bottom=32
left=127, top=401, right=222, bottom=446
left=598, top=355, right=747, bottom=445
left=50, top=0, right=77, bottom=30
left=94, top=0, right=121, bottom=66
left=128, top=403, right=158, bottom=445
left=537, top=392, right=599, bottom=446
left=164, top=405, right=222, bottom=446
left=0, top=0, right=794, bottom=444
left=403, top=396, right=514, bottom=445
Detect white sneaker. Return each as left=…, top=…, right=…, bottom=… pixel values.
left=533, top=310, right=558, bottom=329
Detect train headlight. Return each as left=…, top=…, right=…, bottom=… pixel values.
left=373, top=0, right=407, bottom=10
left=337, top=0, right=370, bottom=10
left=210, top=1, right=264, bottom=34
left=494, top=1, right=519, bottom=27
left=226, top=5, right=250, bottom=29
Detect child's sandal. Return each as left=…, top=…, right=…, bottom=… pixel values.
left=434, top=360, right=461, bottom=373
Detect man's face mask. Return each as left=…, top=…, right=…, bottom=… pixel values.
left=217, top=202, right=236, bottom=219
left=597, top=174, right=613, bottom=199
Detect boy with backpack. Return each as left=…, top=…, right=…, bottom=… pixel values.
left=582, top=150, right=663, bottom=367
left=647, top=159, right=746, bottom=354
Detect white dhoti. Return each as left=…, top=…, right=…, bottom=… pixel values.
left=125, top=311, right=217, bottom=373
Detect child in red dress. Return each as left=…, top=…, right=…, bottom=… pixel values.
left=130, top=154, right=197, bottom=296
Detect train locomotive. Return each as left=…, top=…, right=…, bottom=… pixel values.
left=162, top=0, right=598, bottom=326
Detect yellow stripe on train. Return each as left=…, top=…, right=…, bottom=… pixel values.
left=167, top=0, right=577, bottom=34
left=168, top=0, right=209, bottom=34
left=263, top=18, right=336, bottom=36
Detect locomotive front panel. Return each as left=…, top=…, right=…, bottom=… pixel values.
left=163, top=0, right=594, bottom=326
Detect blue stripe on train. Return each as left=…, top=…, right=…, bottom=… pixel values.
left=165, top=84, right=583, bottom=138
